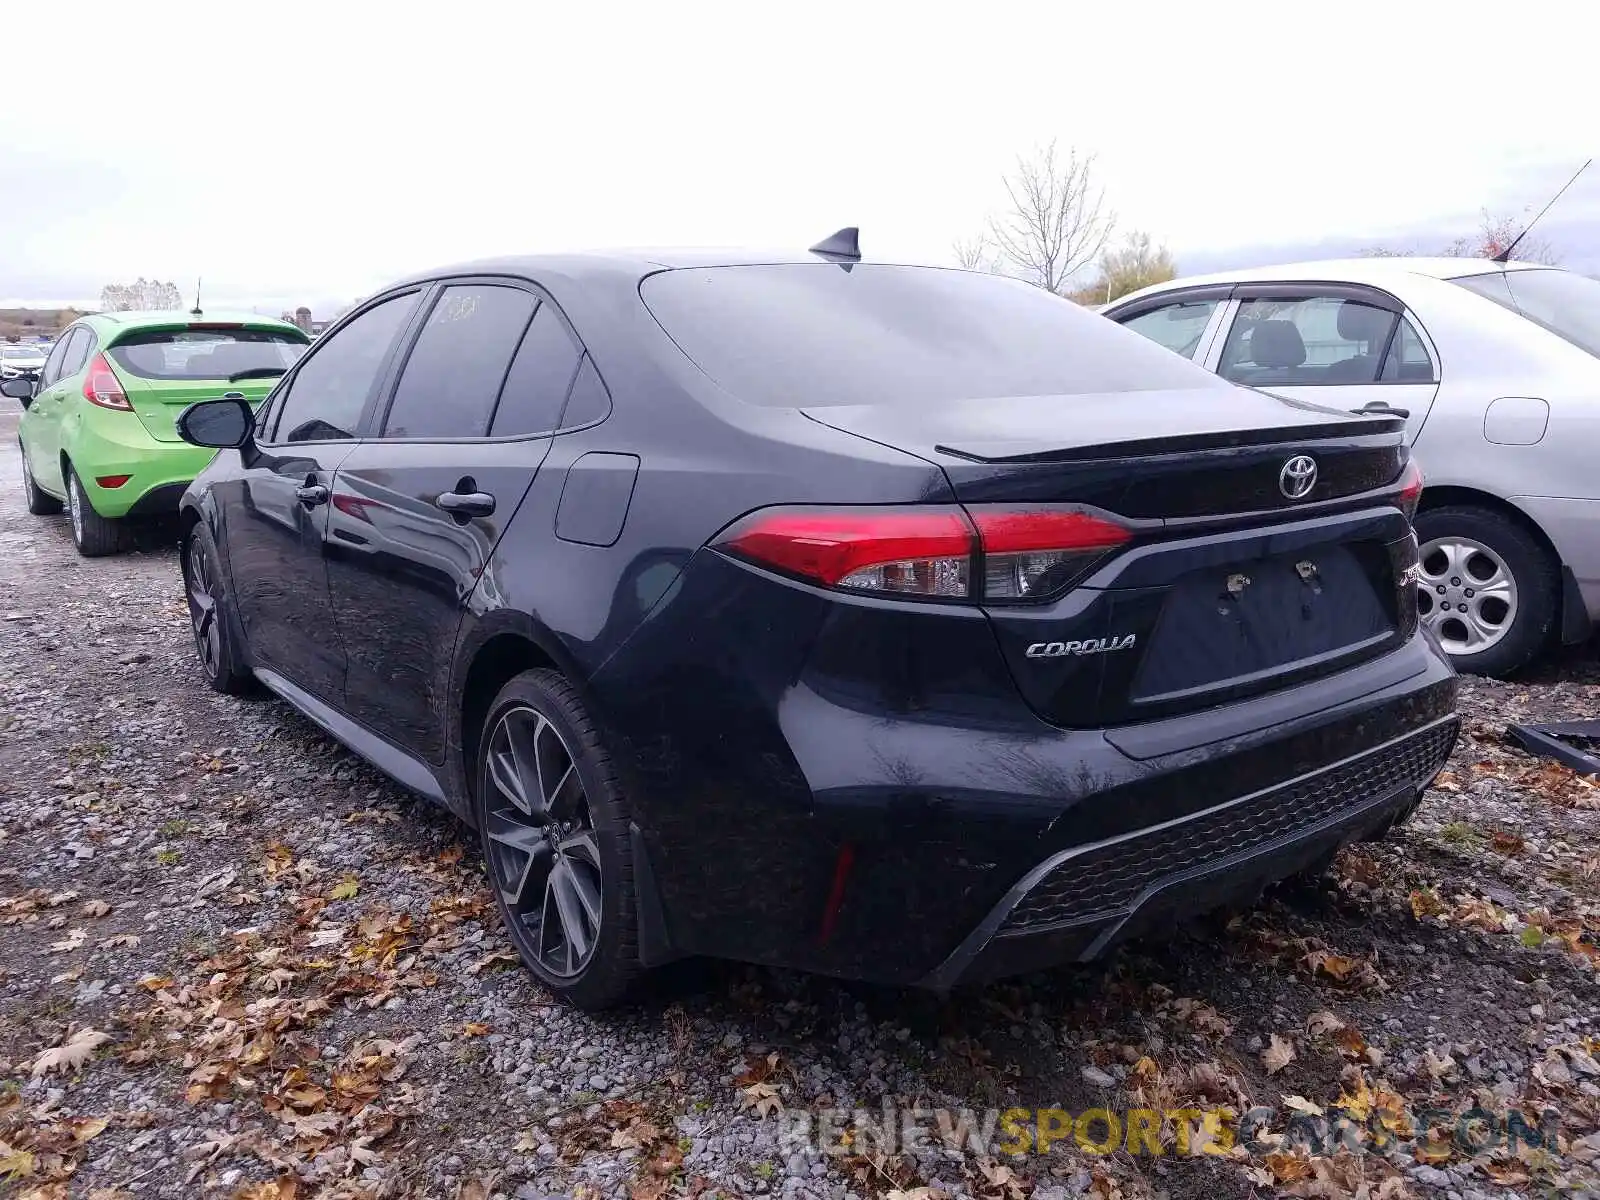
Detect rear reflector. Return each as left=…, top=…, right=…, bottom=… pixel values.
left=716, top=505, right=1131, bottom=603
left=95, top=474, right=131, bottom=489
left=83, top=354, right=132, bottom=411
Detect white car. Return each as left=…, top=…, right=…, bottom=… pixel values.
left=1104, top=258, right=1600, bottom=676
left=0, top=344, right=47, bottom=379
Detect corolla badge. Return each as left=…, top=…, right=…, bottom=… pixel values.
left=1026, top=635, right=1137, bottom=659
left=1279, top=454, right=1318, bottom=500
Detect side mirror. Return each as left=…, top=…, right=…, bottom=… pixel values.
left=1, top=376, right=37, bottom=405
left=177, top=395, right=254, bottom=449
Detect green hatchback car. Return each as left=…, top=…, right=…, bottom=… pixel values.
left=2, top=312, right=309, bottom=555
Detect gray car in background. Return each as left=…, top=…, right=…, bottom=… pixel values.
left=1106, top=257, right=1600, bottom=677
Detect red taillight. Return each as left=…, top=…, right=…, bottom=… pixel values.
left=715, top=505, right=1131, bottom=602
left=719, top=508, right=974, bottom=597
left=971, top=508, right=1133, bottom=600
left=95, top=474, right=131, bottom=489
left=83, top=354, right=132, bottom=411
left=1396, top=458, right=1423, bottom=522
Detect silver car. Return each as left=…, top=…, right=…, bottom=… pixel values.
left=1105, top=258, right=1600, bottom=677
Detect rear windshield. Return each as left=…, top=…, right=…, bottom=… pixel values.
left=107, top=328, right=308, bottom=381
left=1451, top=268, right=1600, bottom=359
left=640, top=264, right=1223, bottom=407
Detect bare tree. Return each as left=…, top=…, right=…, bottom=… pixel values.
left=987, top=141, right=1114, bottom=294
left=951, top=234, right=1007, bottom=275
left=1443, top=210, right=1559, bottom=264
left=1359, top=210, right=1560, bottom=264
left=100, top=278, right=184, bottom=311
left=1087, top=230, right=1177, bottom=303
left=952, top=235, right=989, bottom=271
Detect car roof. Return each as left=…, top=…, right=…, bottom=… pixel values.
left=78, top=309, right=303, bottom=332
left=386, top=247, right=930, bottom=289
left=1121, top=256, right=1556, bottom=300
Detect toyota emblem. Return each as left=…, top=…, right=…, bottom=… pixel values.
left=1279, top=455, right=1318, bottom=500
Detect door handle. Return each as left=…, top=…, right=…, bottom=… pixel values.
left=436, top=490, right=496, bottom=518
left=295, top=483, right=330, bottom=506
left=1354, top=402, right=1411, bottom=419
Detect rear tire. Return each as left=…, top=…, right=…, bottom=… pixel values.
left=65, top=462, right=131, bottom=557
left=20, top=439, right=62, bottom=515
left=475, top=669, right=643, bottom=1011
left=1414, top=504, right=1557, bottom=678
left=181, top=523, right=254, bottom=695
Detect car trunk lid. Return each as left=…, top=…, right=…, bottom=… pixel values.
left=105, top=323, right=307, bottom=443
left=115, top=374, right=284, bottom=443
left=805, top=389, right=1418, bottom=727
left=803, top=388, right=1405, bottom=516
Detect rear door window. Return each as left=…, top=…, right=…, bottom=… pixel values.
left=1379, top=318, right=1436, bottom=382
left=488, top=303, right=585, bottom=436
left=108, top=329, right=306, bottom=381
left=1218, top=297, right=1398, bottom=386
left=1115, top=299, right=1220, bottom=360
left=63, top=329, right=96, bottom=376
left=381, top=284, right=539, bottom=439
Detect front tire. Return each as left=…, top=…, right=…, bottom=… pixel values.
left=475, top=669, right=642, bottom=1011
left=20, top=440, right=62, bottom=515
left=181, top=524, right=254, bottom=695
left=1414, top=505, right=1558, bottom=678
left=65, top=462, right=131, bottom=557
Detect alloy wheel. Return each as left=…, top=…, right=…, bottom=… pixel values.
left=1417, top=536, right=1518, bottom=656
left=67, top=472, right=83, bottom=543
left=20, top=448, right=33, bottom=498
left=482, top=705, right=603, bottom=979
left=185, top=539, right=221, bottom=679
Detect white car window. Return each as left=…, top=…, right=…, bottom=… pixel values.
left=1218, top=297, right=1399, bottom=386
left=1117, top=300, right=1219, bottom=360
left=1379, top=318, right=1436, bottom=383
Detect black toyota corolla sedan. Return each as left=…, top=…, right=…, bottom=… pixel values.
left=173, top=231, right=1457, bottom=1009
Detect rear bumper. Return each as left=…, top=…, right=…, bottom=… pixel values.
left=124, top=482, right=191, bottom=517
left=593, top=551, right=1460, bottom=987
left=923, top=715, right=1455, bottom=988
left=63, top=411, right=216, bottom=518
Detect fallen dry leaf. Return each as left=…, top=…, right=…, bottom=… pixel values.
left=232, top=1176, right=300, bottom=1200
left=1264, top=1152, right=1313, bottom=1183
left=81, top=900, right=110, bottom=918
left=1306, top=1010, right=1345, bottom=1037
left=1263, top=1033, right=1297, bottom=1075
left=738, top=1080, right=783, bottom=1118
left=1301, top=948, right=1386, bottom=990
left=48, top=927, right=86, bottom=953
left=29, top=1027, right=112, bottom=1077
left=1489, top=830, right=1525, bottom=856
left=1410, top=888, right=1447, bottom=919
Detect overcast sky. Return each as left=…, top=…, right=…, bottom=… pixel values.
left=2, top=1, right=1596, bottom=313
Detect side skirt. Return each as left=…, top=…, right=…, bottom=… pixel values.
left=254, top=667, right=449, bottom=808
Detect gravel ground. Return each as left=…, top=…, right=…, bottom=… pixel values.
left=1, top=406, right=1597, bottom=1200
